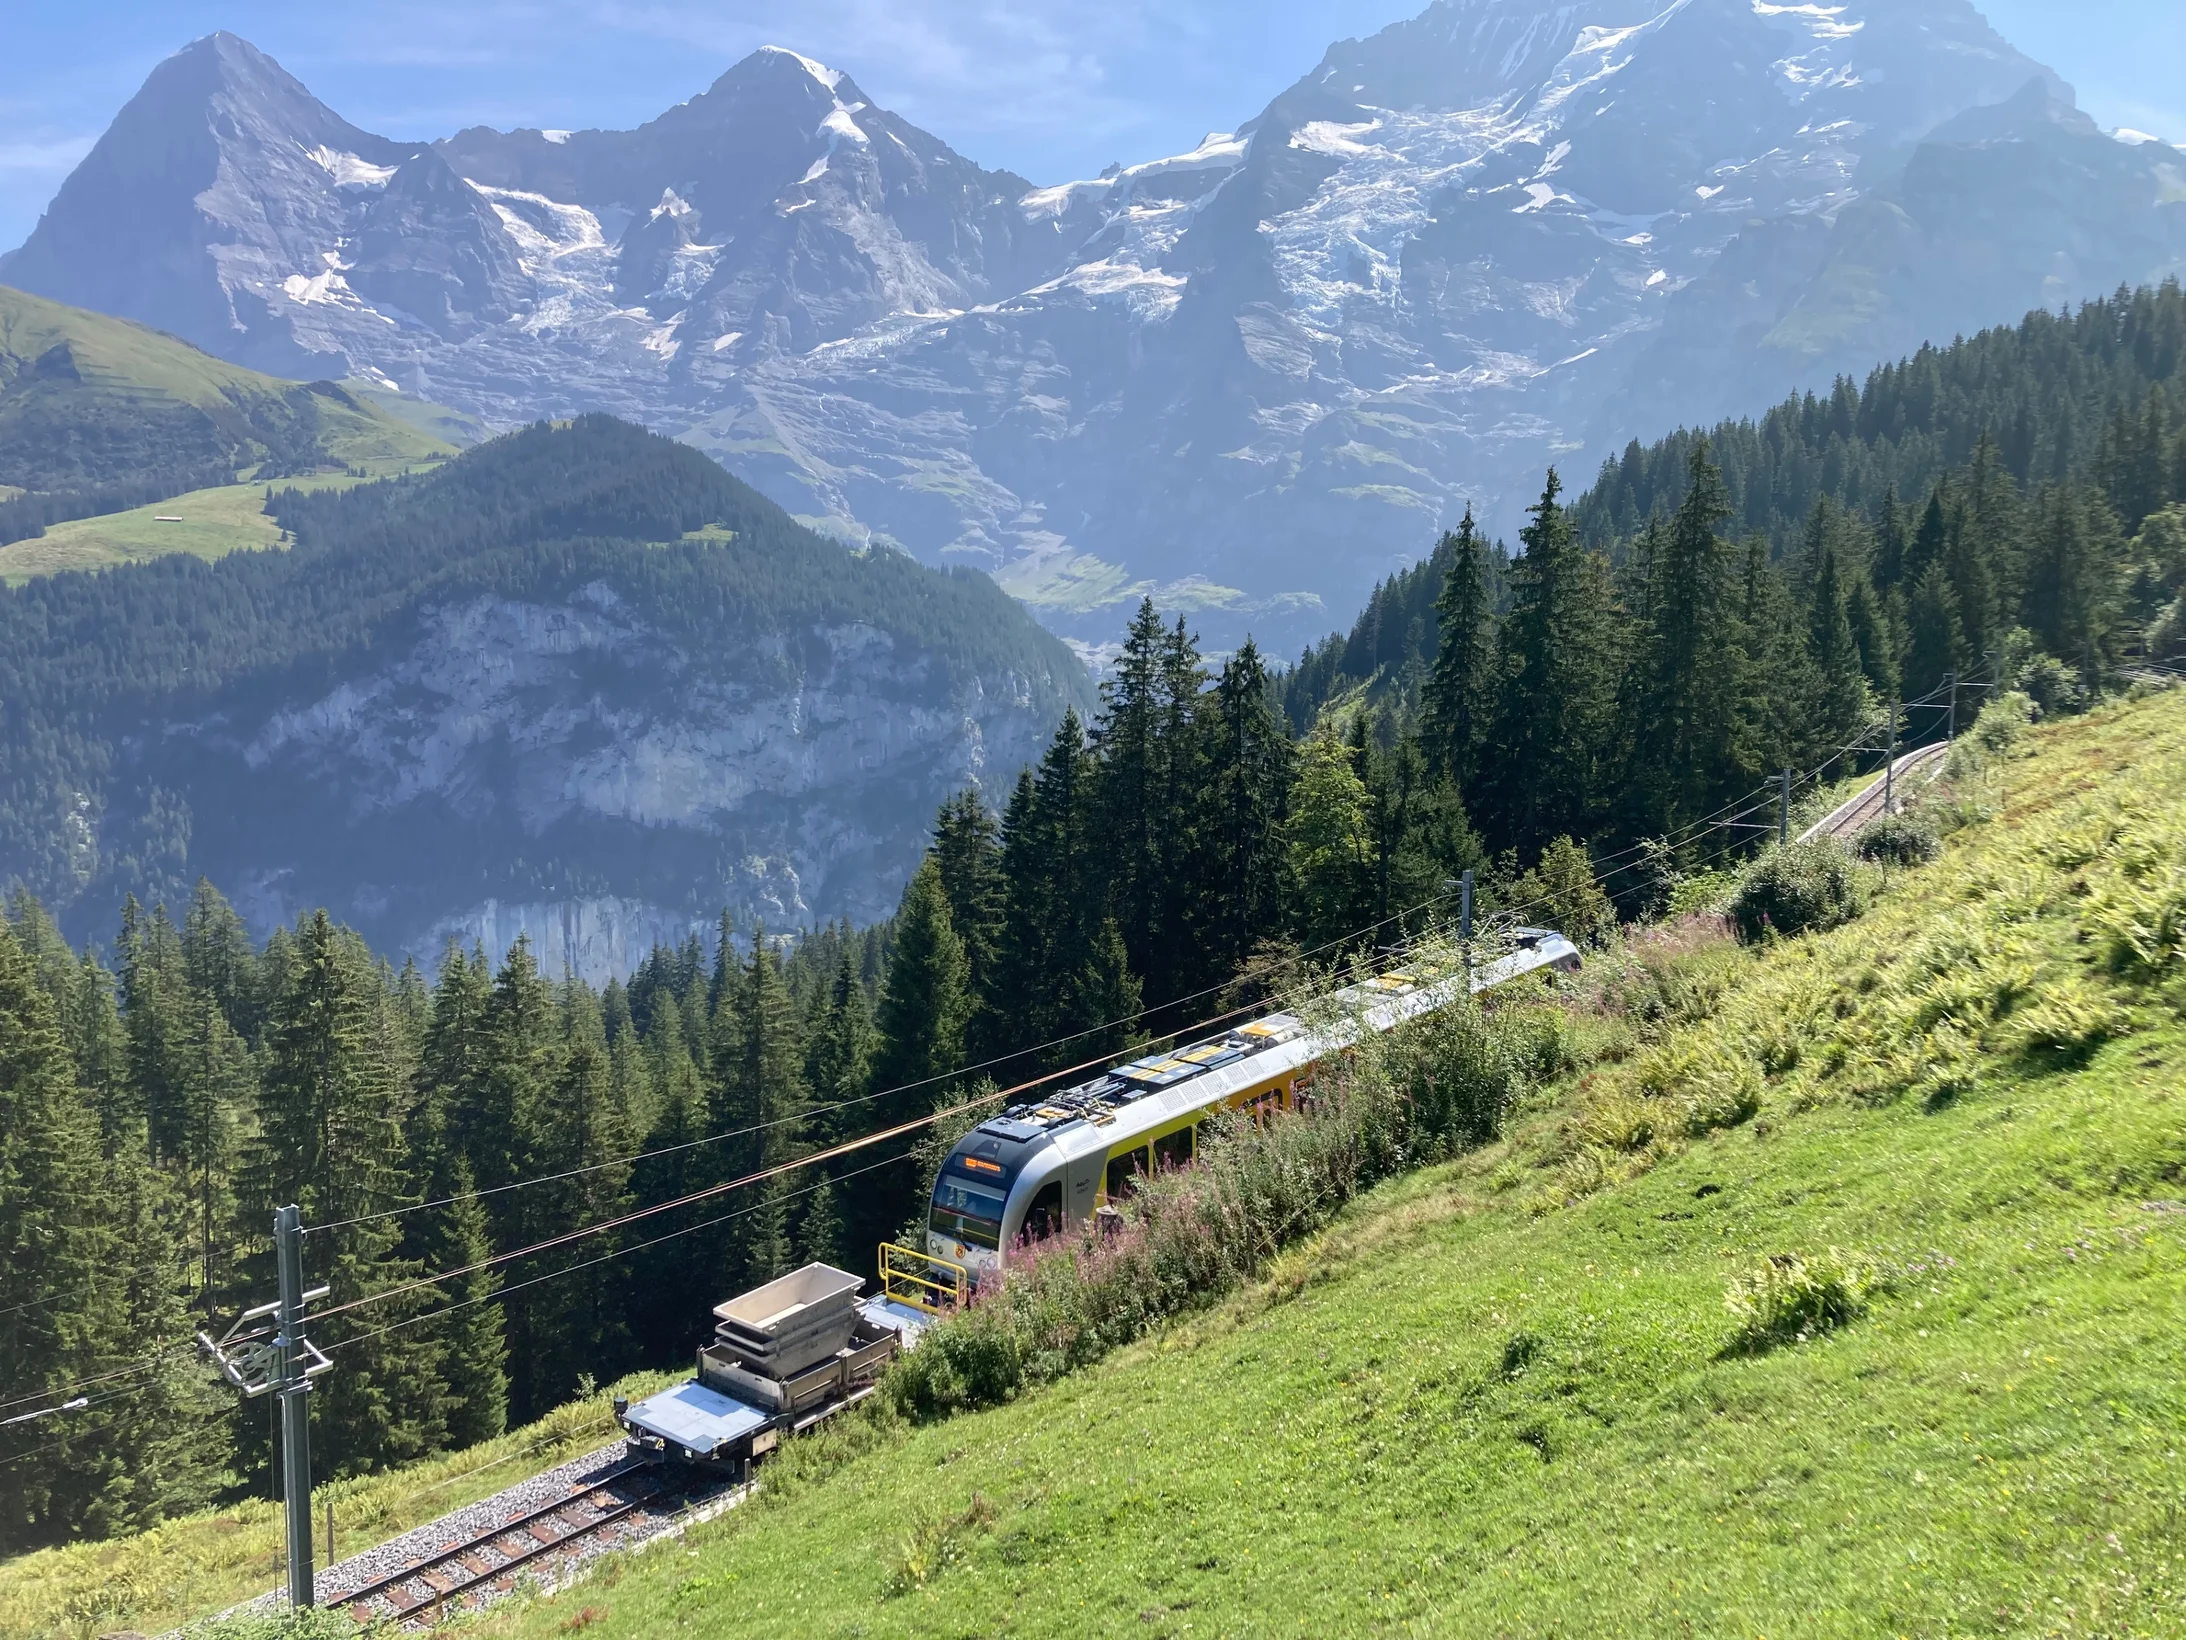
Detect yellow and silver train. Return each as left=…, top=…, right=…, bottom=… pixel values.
left=886, top=929, right=1580, bottom=1303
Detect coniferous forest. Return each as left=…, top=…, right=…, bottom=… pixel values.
left=5, top=284, right=2185, bottom=1554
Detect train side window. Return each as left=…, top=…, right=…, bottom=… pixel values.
left=1105, top=1147, right=1150, bottom=1200
left=1152, top=1127, right=1192, bottom=1172
left=1022, top=1182, right=1064, bottom=1244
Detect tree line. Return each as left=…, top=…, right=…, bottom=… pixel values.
left=0, top=883, right=902, bottom=1554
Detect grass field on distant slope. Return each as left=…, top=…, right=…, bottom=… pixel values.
left=0, top=476, right=380, bottom=582
left=459, top=690, right=2186, bottom=1640
left=0, top=283, right=455, bottom=491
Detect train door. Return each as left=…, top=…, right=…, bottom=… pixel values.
left=1064, top=1152, right=1102, bottom=1225
left=1021, top=1181, right=1064, bottom=1244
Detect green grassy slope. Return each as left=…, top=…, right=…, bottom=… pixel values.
left=0, top=475, right=371, bottom=583
left=0, top=284, right=452, bottom=491
left=0, top=1373, right=676, bottom=1640
left=459, top=691, right=2186, bottom=1639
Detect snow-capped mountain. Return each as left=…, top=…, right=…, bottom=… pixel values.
left=7, top=4, right=2185, bottom=649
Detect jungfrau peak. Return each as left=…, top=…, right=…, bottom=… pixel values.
left=6, top=2, right=2183, bottom=649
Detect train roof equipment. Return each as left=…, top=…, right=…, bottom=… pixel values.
left=971, top=929, right=1577, bottom=1146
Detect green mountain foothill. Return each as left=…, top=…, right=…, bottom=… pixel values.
left=0, top=282, right=454, bottom=549
left=455, top=687, right=2184, bottom=1637
left=0, top=413, right=1090, bottom=959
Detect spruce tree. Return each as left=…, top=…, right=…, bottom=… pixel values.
left=509, top=991, right=632, bottom=1418
left=0, top=923, right=139, bottom=1550
left=464, top=938, right=558, bottom=1251
left=803, top=945, right=875, bottom=1145
left=1069, top=918, right=1144, bottom=1061
left=2025, top=486, right=2125, bottom=684
left=176, top=992, right=249, bottom=1313
left=181, top=879, right=258, bottom=1040
left=712, top=932, right=809, bottom=1290
left=118, top=899, right=188, bottom=1162
left=797, top=1177, right=846, bottom=1269
left=244, top=912, right=439, bottom=1478
left=627, top=1004, right=717, bottom=1361
left=1488, top=471, right=1624, bottom=852
left=931, top=791, right=1003, bottom=1042
left=1624, top=444, right=1750, bottom=842
left=988, top=713, right=1095, bottom=1061
left=1847, top=570, right=1902, bottom=702
left=1808, top=532, right=1871, bottom=752
left=402, top=967, right=509, bottom=1450
left=1421, top=507, right=1495, bottom=790
left=858, top=860, right=971, bottom=1264
left=1196, top=639, right=1292, bottom=984
left=1093, top=600, right=1168, bottom=987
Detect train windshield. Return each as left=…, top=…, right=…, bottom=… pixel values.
left=930, top=1175, right=1008, bottom=1251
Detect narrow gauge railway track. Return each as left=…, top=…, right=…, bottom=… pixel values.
left=330, top=1457, right=724, bottom=1628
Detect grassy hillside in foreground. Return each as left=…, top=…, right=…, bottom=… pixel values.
left=456, top=689, right=2186, bottom=1639
left=0, top=475, right=391, bottom=583
left=0, top=1372, right=675, bottom=1640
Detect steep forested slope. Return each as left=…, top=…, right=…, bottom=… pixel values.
left=1575, top=279, right=2186, bottom=549
left=0, top=416, right=1090, bottom=961
left=1285, top=282, right=2186, bottom=736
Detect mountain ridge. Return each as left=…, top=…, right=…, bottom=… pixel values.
left=4, top=5, right=2184, bottom=649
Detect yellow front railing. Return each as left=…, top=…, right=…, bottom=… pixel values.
left=879, top=1243, right=969, bottom=1314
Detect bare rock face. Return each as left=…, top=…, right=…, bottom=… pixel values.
left=193, top=588, right=1064, bottom=981
left=8, top=7, right=2184, bottom=653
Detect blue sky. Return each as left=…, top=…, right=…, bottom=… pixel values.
left=2, top=1, right=2181, bottom=251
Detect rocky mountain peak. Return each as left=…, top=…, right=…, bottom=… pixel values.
left=9, top=3, right=2181, bottom=653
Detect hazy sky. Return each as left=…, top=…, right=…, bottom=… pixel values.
left=2, top=1, right=2181, bottom=251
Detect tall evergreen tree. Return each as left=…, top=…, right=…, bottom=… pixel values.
left=244, top=912, right=439, bottom=1479
left=1196, top=639, right=1292, bottom=986
left=1285, top=723, right=1374, bottom=955
left=1421, top=507, right=1496, bottom=790
left=1808, top=529, right=1870, bottom=752
left=803, top=945, right=875, bottom=1146
left=508, top=990, right=632, bottom=1418
left=1488, top=471, right=1624, bottom=852
left=930, top=791, right=1003, bottom=1042
left=176, top=992, right=249, bottom=1313
left=714, top=933, right=809, bottom=1288
left=857, top=860, right=970, bottom=1263
left=0, top=915, right=225, bottom=1552
left=987, top=712, right=1096, bottom=1061
left=118, top=899, right=187, bottom=1162
left=627, top=1035, right=716, bottom=1362
left=404, top=945, right=509, bottom=1447
left=463, top=938, right=558, bottom=1250
left=181, top=879, right=258, bottom=1040
left=1624, top=444, right=1750, bottom=842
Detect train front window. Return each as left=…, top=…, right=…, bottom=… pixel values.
left=930, top=1175, right=1007, bottom=1250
